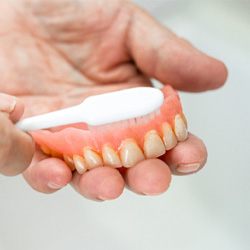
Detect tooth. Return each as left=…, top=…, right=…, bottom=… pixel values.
left=51, top=150, right=62, bottom=158
left=73, top=155, right=88, bottom=174
left=162, top=122, right=177, bottom=150
left=143, top=130, right=166, bottom=158
left=40, top=145, right=51, bottom=155
left=119, top=139, right=145, bottom=168
left=102, top=145, right=122, bottom=168
left=83, top=148, right=103, bottom=169
left=181, top=113, right=188, bottom=128
left=63, top=155, right=75, bottom=171
left=174, top=114, right=188, bottom=142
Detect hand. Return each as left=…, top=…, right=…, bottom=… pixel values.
left=0, top=0, right=227, bottom=200
left=0, top=93, right=34, bottom=176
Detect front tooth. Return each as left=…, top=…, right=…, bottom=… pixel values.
left=119, top=139, right=145, bottom=168
left=73, top=155, right=87, bottom=174
left=143, top=130, right=166, bottom=158
left=102, top=145, right=122, bottom=168
left=162, top=122, right=177, bottom=150
left=83, top=148, right=103, bottom=169
left=63, top=155, right=75, bottom=171
left=174, top=114, right=188, bottom=142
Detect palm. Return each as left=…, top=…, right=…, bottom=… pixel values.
left=0, top=0, right=148, bottom=117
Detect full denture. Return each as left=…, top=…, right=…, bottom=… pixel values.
left=31, top=85, right=188, bottom=173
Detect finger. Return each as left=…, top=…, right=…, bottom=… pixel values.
left=0, top=113, right=34, bottom=176
left=161, top=133, right=207, bottom=175
left=71, top=167, right=125, bottom=201
left=122, top=159, right=172, bottom=196
left=0, top=93, right=24, bottom=122
left=127, top=4, right=228, bottom=92
left=23, top=151, right=72, bottom=194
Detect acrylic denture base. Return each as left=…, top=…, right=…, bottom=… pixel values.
left=31, top=85, right=188, bottom=173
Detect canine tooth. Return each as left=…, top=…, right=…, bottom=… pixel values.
left=174, top=114, right=188, bottom=142
left=40, top=145, right=51, bottom=155
left=162, top=122, right=177, bottom=150
left=119, top=139, right=145, bottom=168
left=143, top=130, right=166, bottom=158
left=63, top=155, right=75, bottom=171
left=73, top=155, right=87, bottom=174
left=102, top=145, right=122, bottom=168
left=83, top=148, right=103, bottom=169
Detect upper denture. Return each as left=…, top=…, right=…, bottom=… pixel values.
left=32, top=85, right=188, bottom=171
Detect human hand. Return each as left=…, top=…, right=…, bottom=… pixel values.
left=0, top=94, right=34, bottom=176
left=0, top=0, right=227, bottom=200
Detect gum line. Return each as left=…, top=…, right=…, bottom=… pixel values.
left=39, top=113, right=188, bottom=174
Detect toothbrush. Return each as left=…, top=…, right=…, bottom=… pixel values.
left=16, top=87, right=164, bottom=132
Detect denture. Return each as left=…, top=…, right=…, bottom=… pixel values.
left=31, top=85, right=188, bottom=174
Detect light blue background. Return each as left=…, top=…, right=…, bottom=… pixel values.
left=0, top=1, right=249, bottom=250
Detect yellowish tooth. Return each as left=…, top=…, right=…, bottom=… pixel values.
left=102, top=145, right=122, bottom=168
left=73, top=155, right=88, bottom=174
left=119, top=139, right=145, bottom=168
left=63, top=155, right=75, bottom=171
left=40, top=145, right=51, bottom=155
left=83, top=148, right=103, bottom=169
left=181, top=113, right=188, bottom=128
left=143, top=130, right=166, bottom=158
left=162, top=122, right=177, bottom=150
left=51, top=150, right=62, bottom=159
left=174, top=114, right=188, bottom=142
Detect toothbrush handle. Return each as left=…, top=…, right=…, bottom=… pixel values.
left=15, top=106, right=84, bottom=132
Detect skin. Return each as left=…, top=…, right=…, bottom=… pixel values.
left=0, top=0, right=227, bottom=200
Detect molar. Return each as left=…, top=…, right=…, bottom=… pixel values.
left=63, top=155, right=75, bottom=171
left=119, top=139, right=145, bottom=168
left=51, top=150, right=62, bottom=158
left=102, top=145, right=122, bottom=168
left=83, top=147, right=103, bottom=169
left=174, top=114, right=188, bottom=142
left=162, top=122, right=177, bottom=150
left=40, top=145, right=51, bottom=155
left=73, top=155, right=88, bottom=174
left=143, top=130, right=166, bottom=158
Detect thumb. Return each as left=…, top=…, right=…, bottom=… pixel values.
left=0, top=93, right=34, bottom=176
left=127, top=4, right=228, bottom=92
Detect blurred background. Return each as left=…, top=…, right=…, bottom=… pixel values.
left=0, top=1, right=249, bottom=250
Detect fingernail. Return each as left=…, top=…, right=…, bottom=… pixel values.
left=177, top=163, right=201, bottom=174
left=142, top=191, right=164, bottom=196
left=47, top=182, right=64, bottom=190
left=0, top=94, right=16, bottom=113
left=97, top=196, right=108, bottom=201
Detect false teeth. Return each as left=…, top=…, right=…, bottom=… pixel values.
left=143, top=130, right=166, bottom=158
left=119, top=139, right=145, bottom=168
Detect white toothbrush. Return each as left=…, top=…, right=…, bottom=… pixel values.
left=16, top=87, right=164, bottom=132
